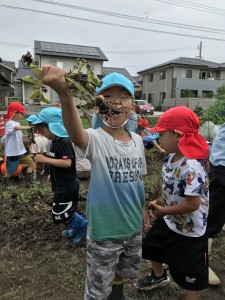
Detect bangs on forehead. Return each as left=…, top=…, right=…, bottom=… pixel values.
left=36, top=123, right=49, bottom=128
left=102, top=86, right=132, bottom=96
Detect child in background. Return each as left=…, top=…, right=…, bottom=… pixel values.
left=135, top=106, right=209, bottom=300
left=26, top=114, right=51, bottom=180
left=4, top=102, right=33, bottom=187
left=142, top=131, right=165, bottom=153
left=41, top=68, right=147, bottom=300
left=32, top=107, right=87, bottom=245
left=137, top=114, right=149, bottom=134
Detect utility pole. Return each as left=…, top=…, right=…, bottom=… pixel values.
left=197, top=41, right=202, bottom=59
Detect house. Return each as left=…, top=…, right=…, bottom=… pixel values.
left=138, top=57, right=225, bottom=107
left=0, top=60, right=16, bottom=106
left=15, top=40, right=108, bottom=105
left=102, top=67, right=140, bottom=98
left=133, top=74, right=142, bottom=99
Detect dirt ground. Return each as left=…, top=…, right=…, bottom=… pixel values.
left=0, top=151, right=225, bottom=300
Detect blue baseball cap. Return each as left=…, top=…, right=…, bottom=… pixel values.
left=32, top=107, right=68, bottom=137
left=96, top=72, right=134, bottom=97
left=26, top=114, right=37, bottom=123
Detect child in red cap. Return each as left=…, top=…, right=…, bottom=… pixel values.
left=135, top=106, right=209, bottom=300
left=4, top=102, right=33, bottom=187
left=137, top=115, right=149, bottom=135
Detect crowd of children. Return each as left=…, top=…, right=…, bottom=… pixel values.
left=0, top=69, right=223, bottom=299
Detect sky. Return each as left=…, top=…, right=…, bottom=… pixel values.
left=1, top=0, right=225, bottom=75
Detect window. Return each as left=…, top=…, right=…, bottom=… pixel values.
left=202, top=91, right=214, bottom=98
left=180, top=89, right=198, bottom=98
left=56, top=61, right=64, bottom=68
left=89, top=62, right=95, bottom=71
left=159, top=92, right=166, bottom=103
left=159, top=71, right=166, bottom=80
left=143, top=94, right=146, bottom=100
left=181, top=69, right=192, bottom=78
left=148, top=73, right=153, bottom=82
left=199, top=71, right=213, bottom=80
left=49, top=60, right=64, bottom=68
left=148, top=93, right=154, bottom=102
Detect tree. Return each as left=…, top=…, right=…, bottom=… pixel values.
left=199, top=99, right=225, bottom=125
left=216, top=85, right=225, bottom=99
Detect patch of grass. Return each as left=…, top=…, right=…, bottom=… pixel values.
left=57, top=256, right=86, bottom=289
left=17, top=182, right=52, bottom=204
left=6, top=286, right=30, bottom=300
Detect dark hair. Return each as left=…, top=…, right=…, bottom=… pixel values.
left=36, top=123, right=49, bottom=129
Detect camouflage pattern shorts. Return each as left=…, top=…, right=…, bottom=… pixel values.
left=84, top=232, right=142, bottom=300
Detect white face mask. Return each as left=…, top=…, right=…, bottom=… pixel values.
left=100, top=116, right=128, bottom=129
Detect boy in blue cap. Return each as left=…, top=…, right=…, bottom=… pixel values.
left=26, top=114, right=51, bottom=179
left=41, top=68, right=147, bottom=300
left=32, top=107, right=87, bottom=245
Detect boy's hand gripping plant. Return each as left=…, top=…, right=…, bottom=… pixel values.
left=21, top=51, right=131, bottom=123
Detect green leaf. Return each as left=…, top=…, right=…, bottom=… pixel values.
left=40, top=93, right=51, bottom=104
left=30, top=65, right=42, bottom=79
left=22, top=76, right=38, bottom=84
left=29, top=89, right=41, bottom=100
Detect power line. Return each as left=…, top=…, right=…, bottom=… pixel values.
left=1, top=4, right=225, bottom=42
left=106, top=46, right=196, bottom=54
left=0, top=39, right=196, bottom=55
left=0, top=41, right=31, bottom=48
left=156, top=0, right=225, bottom=15
left=29, top=0, right=225, bottom=34
left=158, top=0, right=225, bottom=12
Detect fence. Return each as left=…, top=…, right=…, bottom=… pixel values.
left=162, top=97, right=215, bottom=111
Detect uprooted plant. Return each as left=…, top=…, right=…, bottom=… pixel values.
left=21, top=51, right=102, bottom=108
left=21, top=51, right=132, bottom=124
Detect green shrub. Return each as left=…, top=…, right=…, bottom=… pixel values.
left=154, top=104, right=163, bottom=111
left=200, top=99, right=225, bottom=125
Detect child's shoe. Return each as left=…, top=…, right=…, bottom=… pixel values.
left=134, top=269, right=170, bottom=291
left=62, top=213, right=87, bottom=245
left=108, top=283, right=133, bottom=300
left=62, top=228, right=76, bottom=238
left=25, top=173, right=33, bottom=187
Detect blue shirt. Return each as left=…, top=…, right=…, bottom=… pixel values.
left=209, top=123, right=225, bottom=166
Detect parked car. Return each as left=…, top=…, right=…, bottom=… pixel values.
left=134, top=100, right=154, bottom=115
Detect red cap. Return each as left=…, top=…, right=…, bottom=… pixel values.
left=5, top=102, right=27, bottom=121
left=149, top=106, right=209, bottom=159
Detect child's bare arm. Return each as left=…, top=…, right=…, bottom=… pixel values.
left=14, top=125, right=32, bottom=131
left=143, top=206, right=150, bottom=232
left=34, top=154, right=72, bottom=168
left=150, top=195, right=201, bottom=218
left=41, top=65, right=89, bottom=148
left=153, top=141, right=165, bottom=153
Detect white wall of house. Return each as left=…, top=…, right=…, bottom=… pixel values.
left=40, top=56, right=103, bottom=74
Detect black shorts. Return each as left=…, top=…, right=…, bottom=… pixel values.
left=142, top=218, right=208, bottom=291
left=52, top=188, right=79, bottom=224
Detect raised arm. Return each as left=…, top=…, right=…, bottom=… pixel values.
left=41, top=65, right=89, bottom=148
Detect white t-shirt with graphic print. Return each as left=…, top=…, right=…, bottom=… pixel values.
left=162, top=154, right=209, bottom=237
left=75, top=127, right=147, bottom=241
